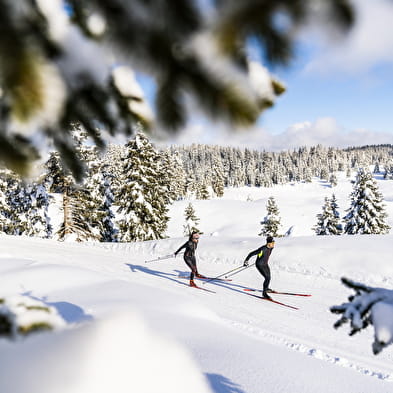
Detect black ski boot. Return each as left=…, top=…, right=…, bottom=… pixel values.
left=262, top=292, right=272, bottom=300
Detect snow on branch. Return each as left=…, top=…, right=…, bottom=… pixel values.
left=0, top=295, right=65, bottom=339
left=331, top=277, right=393, bottom=355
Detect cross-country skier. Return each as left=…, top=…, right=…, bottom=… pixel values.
left=243, top=236, right=275, bottom=299
left=174, top=232, right=204, bottom=287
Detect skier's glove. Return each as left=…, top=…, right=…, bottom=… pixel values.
left=243, top=260, right=249, bottom=267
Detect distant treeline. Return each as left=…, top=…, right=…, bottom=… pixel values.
left=169, top=143, right=393, bottom=194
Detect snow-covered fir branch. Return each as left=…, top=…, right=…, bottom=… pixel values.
left=331, top=277, right=393, bottom=355
left=0, top=295, right=65, bottom=340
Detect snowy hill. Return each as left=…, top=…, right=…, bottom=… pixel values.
left=168, top=173, right=393, bottom=238
left=1, top=174, right=393, bottom=393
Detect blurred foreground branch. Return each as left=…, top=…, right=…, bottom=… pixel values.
left=0, top=0, right=354, bottom=178
left=331, top=277, right=393, bottom=355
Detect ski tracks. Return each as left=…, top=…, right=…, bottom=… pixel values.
left=223, top=318, right=393, bottom=383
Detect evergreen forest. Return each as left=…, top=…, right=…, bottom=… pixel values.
left=1, top=127, right=392, bottom=242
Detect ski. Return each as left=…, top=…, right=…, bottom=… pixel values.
left=178, top=275, right=232, bottom=282
left=246, top=293, right=298, bottom=310
left=190, top=284, right=216, bottom=293
left=243, top=288, right=311, bottom=297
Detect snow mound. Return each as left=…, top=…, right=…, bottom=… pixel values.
left=0, top=311, right=213, bottom=393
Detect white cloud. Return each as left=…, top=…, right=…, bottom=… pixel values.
left=165, top=117, right=393, bottom=152
left=262, top=117, right=393, bottom=151
left=302, top=0, right=393, bottom=74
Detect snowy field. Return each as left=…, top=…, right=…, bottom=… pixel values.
left=1, top=173, right=393, bottom=393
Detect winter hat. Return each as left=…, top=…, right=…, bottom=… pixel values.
left=266, top=236, right=274, bottom=243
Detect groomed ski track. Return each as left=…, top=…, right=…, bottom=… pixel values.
left=99, top=235, right=393, bottom=392
left=3, top=234, right=393, bottom=393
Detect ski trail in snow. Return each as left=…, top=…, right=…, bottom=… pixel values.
left=224, top=318, right=393, bottom=382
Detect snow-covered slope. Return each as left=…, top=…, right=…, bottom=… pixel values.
left=167, top=174, right=393, bottom=238
left=1, top=174, right=393, bottom=393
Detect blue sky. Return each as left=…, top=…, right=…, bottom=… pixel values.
left=148, top=0, right=393, bottom=150
left=254, top=0, right=393, bottom=150
left=262, top=52, right=393, bottom=136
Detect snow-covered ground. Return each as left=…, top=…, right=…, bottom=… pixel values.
left=167, top=172, right=393, bottom=238
left=1, top=174, right=393, bottom=393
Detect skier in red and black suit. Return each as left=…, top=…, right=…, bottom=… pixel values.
left=174, top=232, right=204, bottom=287
left=243, top=236, right=275, bottom=299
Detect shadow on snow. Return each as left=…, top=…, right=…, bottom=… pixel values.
left=22, top=291, right=93, bottom=323
left=206, top=373, right=246, bottom=393
left=125, top=263, right=191, bottom=288
left=125, top=263, right=263, bottom=297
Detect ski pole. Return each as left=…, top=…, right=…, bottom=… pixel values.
left=224, top=262, right=255, bottom=278
left=202, top=264, right=250, bottom=284
left=144, top=254, right=175, bottom=263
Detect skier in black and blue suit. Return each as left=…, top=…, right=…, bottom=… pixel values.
left=243, top=236, right=275, bottom=299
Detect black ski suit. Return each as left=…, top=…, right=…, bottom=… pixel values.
left=175, top=240, right=198, bottom=280
left=244, top=245, right=273, bottom=294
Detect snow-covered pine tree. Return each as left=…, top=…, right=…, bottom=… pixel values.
left=196, top=181, right=210, bottom=200
left=56, top=183, right=99, bottom=242
left=259, top=168, right=274, bottom=187
left=259, top=151, right=274, bottom=186
left=383, top=163, right=393, bottom=180
left=383, top=166, right=389, bottom=180
left=22, top=182, right=52, bottom=238
left=320, top=167, right=329, bottom=181
left=117, top=133, right=170, bottom=242
left=44, top=152, right=69, bottom=193
left=185, top=173, right=199, bottom=199
left=344, top=169, right=390, bottom=235
left=338, top=162, right=345, bottom=172
left=314, top=197, right=331, bottom=236
left=259, top=196, right=281, bottom=237
left=158, top=149, right=185, bottom=203
left=346, top=166, right=352, bottom=178
left=7, top=178, right=30, bottom=236
left=373, top=162, right=380, bottom=174
left=77, top=124, right=121, bottom=242
left=211, top=151, right=225, bottom=197
left=170, top=150, right=187, bottom=200
left=98, top=169, right=118, bottom=242
left=52, top=125, right=102, bottom=242
left=100, top=143, right=127, bottom=198
left=183, top=203, right=201, bottom=236
left=329, top=173, right=338, bottom=187
left=43, top=152, right=76, bottom=240
left=313, top=194, right=342, bottom=235
left=0, top=170, right=18, bottom=234
left=388, top=164, right=393, bottom=180
left=303, top=167, right=313, bottom=183
left=82, top=161, right=109, bottom=241
left=272, top=163, right=287, bottom=185
left=245, top=148, right=256, bottom=186
left=233, top=150, right=245, bottom=187
left=329, top=194, right=343, bottom=235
